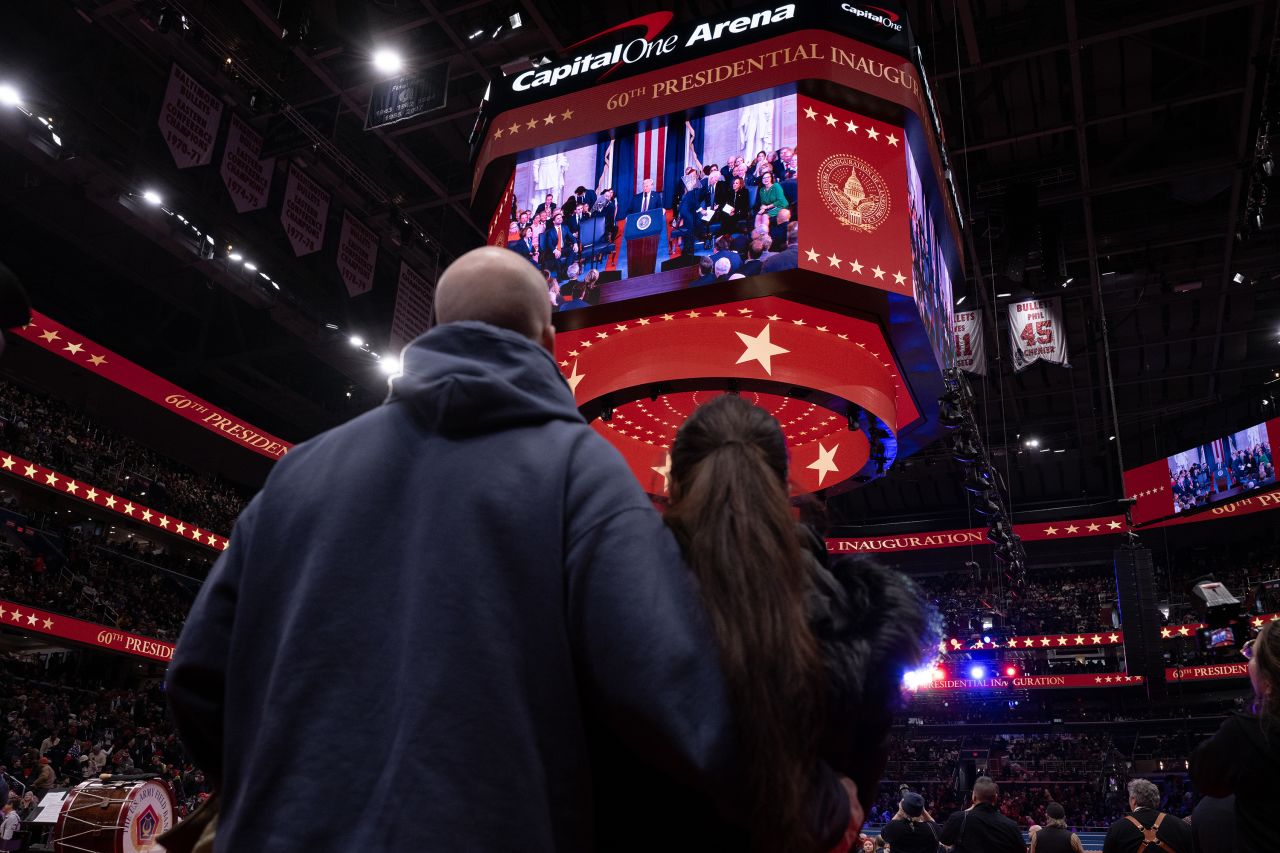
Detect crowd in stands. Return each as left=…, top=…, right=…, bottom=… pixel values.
left=0, top=379, right=253, bottom=536
left=922, top=567, right=1115, bottom=637
left=0, top=652, right=209, bottom=830
left=0, top=507, right=204, bottom=640
left=867, top=729, right=1214, bottom=831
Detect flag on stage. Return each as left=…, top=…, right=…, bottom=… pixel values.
left=634, top=122, right=666, bottom=194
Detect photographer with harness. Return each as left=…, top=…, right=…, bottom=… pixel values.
left=1102, top=779, right=1191, bottom=853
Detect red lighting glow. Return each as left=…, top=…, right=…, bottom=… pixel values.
left=1005, top=666, right=1018, bottom=677
left=932, top=667, right=945, bottom=681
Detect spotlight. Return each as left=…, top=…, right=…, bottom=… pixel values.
left=964, top=468, right=993, bottom=494
left=378, top=356, right=401, bottom=376
left=932, top=667, right=945, bottom=681
left=1024, top=438, right=1039, bottom=448
left=141, top=189, right=163, bottom=206
left=1005, top=665, right=1018, bottom=677
left=974, top=495, right=1002, bottom=518
left=243, top=262, right=257, bottom=271
left=969, top=665, right=986, bottom=680
left=939, top=402, right=965, bottom=428
left=952, top=433, right=981, bottom=464
left=982, top=635, right=991, bottom=644
left=0, top=84, right=21, bottom=108
left=228, top=252, right=243, bottom=261
left=1233, top=272, right=1247, bottom=285
left=372, top=48, right=404, bottom=75
left=349, top=335, right=364, bottom=347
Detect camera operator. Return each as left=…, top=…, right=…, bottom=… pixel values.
left=880, top=790, right=943, bottom=853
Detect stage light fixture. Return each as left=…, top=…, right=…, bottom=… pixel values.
left=378, top=356, right=401, bottom=376
left=349, top=335, right=364, bottom=347
left=141, top=189, right=163, bottom=206
left=964, top=468, right=993, bottom=494
left=228, top=252, right=243, bottom=261
left=969, top=665, right=986, bottom=680
left=975, top=495, right=1001, bottom=517
left=1024, top=438, right=1039, bottom=448
left=372, top=48, right=404, bottom=75
left=932, top=667, right=945, bottom=681
left=509, top=12, right=523, bottom=29
left=0, top=84, right=21, bottom=108
left=1233, top=272, right=1247, bottom=285
left=952, top=433, right=981, bottom=464
left=243, top=262, right=257, bottom=271
left=939, top=402, right=965, bottom=428
left=982, top=635, right=991, bottom=644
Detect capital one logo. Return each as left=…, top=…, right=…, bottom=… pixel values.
left=840, top=3, right=905, bottom=31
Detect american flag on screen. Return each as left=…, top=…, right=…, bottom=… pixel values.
left=635, top=121, right=666, bottom=194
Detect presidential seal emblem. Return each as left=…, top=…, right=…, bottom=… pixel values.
left=636, top=213, right=654, bottom=231
left=817, top=154, right=890, bottom=233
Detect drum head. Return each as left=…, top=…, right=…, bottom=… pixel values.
left=119, top=780, right=174, bottom=853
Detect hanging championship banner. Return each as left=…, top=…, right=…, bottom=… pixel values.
left=1008, top=296, right=1069, bottom=372
left=158, top=64, right=224, bottom=169
left=389, top=261, right=434, bottom=353
left=365, top=65, right=449, bottom=130
left=954, top=310, right=986, bottom=375
left=280, top=165, right=329, bottom=256
left=337, top=211, right=378, bottom=297
left=219, top=114, right=275, bottom=213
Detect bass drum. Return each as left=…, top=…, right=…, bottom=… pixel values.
left=54, top=778, right=175, bottom=853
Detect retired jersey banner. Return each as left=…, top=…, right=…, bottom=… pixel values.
left=158, top=64, right=223, bottom=169
left=219, top=114, right=274, bottom=213
left=14, top=311, right=291, bottom=460
left=390, top=262, right=434, bottom=353
left=1008, top=296, right=1068, bottom=372
left=798, top=95, right=912, bottom=298
left=0, top=599, right=174, bottom=662
left=281, top=165, right=330, bottom=256
left=954, top=310, right=986, bottom=375
left=337, top=211, right=378, bottom=298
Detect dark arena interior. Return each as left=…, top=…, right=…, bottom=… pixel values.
left=0, top=1, right=1278, bottom=851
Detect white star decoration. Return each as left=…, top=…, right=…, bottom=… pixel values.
left=651, top=453, right=672, bottom=492
left=807, top=442, right=839, bottom=485
left=735, top=325, right=790, bottom=376
left=566, top=360, right=585, bottom=394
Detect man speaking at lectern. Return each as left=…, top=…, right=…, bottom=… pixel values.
left=630, top=178, right=662, bottom=216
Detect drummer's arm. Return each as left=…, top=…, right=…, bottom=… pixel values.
left=167, top=499, right=257, bottom=786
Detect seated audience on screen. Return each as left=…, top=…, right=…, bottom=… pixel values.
left=762, top=221, right=799, bottom=273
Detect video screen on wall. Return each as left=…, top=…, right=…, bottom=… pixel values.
left=1168, top=421, right=1275, bottom=514
left=904, top=127, right=955, bottom=370
left=500, top=86, right=799, bottom=313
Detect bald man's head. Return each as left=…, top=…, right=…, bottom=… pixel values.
left=434, top=247, right=554, bottom=352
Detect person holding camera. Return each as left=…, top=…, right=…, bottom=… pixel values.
left=880, top=790, right=943, bottom=853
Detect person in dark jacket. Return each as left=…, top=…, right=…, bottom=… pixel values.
left=1031, top=803, right=1083, bottom=853
left=166, top=247, right=793, bottom=853
left=1190, top=619, right=1280, bottom=853
left=880, top=791, right=942, bottom=853
left=939, top=777, right=1026, bottom=853
left=1102, top=778, right=1191, bottom=853
left=660, top=396, right=932, bottom=852
left=1189, top=795, right=1234, bottom=853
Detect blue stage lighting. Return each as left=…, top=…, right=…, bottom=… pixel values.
left=969, top=664, right=986, bottom=680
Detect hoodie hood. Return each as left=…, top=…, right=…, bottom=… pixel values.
left=386, top=321, right=583, bottom=435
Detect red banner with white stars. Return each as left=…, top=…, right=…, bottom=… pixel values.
left=0, top=599, right=174, bottom=662
left=556, top=296, right=918, bottom=496
left=0, top=449, right=228, bottom=551
left=13, top=311, right=291, bottom=460
left=828, top=514, right=1129, bottom=554
left=797, top=96, right=913, bottom=297
left=931, top=614, right=1278, bottom=657
left=914, top=672, right=1145, bottom=692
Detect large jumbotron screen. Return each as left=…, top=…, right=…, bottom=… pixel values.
left=499, top=86, right=799, bottom=311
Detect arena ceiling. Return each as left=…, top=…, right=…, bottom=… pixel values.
left=0, top=0, right=1277, bottom=529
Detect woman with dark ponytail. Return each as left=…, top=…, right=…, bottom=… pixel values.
left=1191, top=619, right=1280, bottom=853
left=664, top=395, right=938, bottom=852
